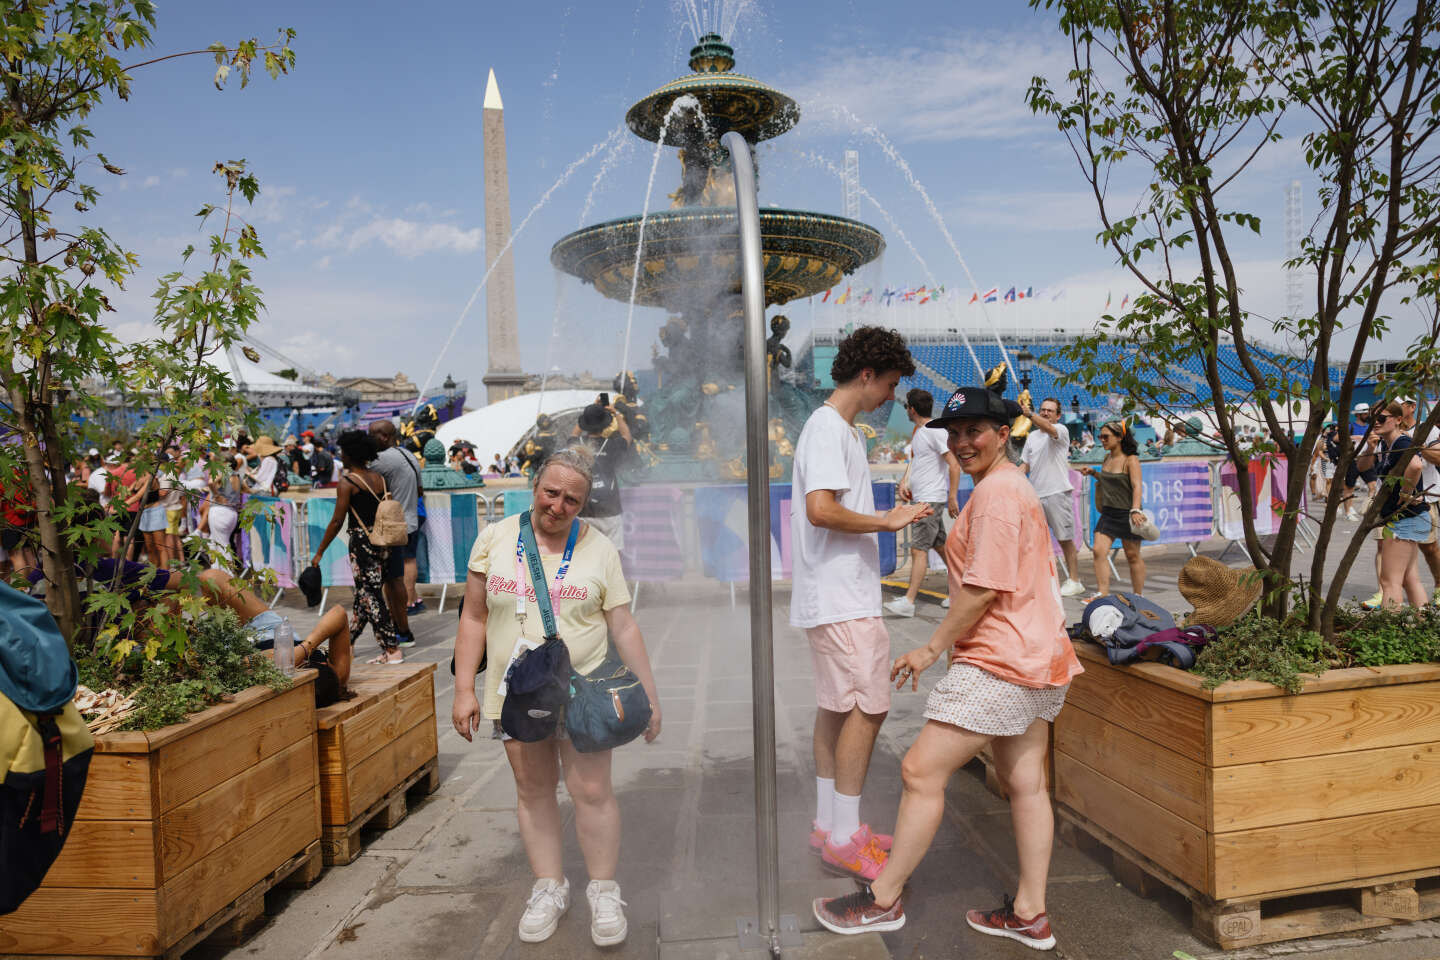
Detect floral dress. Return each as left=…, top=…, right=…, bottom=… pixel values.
left=344, top=474, right=397, bottom=652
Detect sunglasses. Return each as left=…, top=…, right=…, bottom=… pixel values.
left=1372, top=414, right=1391, bottom=424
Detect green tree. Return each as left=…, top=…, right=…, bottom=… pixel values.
left=0, top=0, right=294, bottom=646
left=1027, top=0, right=1440, bottom=636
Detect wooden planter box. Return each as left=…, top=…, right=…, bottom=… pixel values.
left=0, top=676, right=322, bottom=959
left=316, top=661, right=439, bottom=865
left=1055, top=644, right=1440, bottom=948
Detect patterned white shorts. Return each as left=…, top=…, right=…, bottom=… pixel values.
left=923, top=662, right=1068, bottom=737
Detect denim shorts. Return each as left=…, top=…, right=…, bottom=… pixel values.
left=1384, top=510, right=1433, bottom=543
left=246, top=609, right=286, bottom=648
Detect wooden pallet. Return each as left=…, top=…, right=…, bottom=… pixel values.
left=1059, top=807, right=1440, bottom=949
left=321, top=757, right=440, bottom=866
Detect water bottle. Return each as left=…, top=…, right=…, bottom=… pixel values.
left=273, top=619, right=296, bottom=677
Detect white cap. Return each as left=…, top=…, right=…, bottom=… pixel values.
left=1400, top=396, right=1416, bottom=404
left=87, top=447, right=99, bottom=456
left=1354, top=402, right=1370, bottom=413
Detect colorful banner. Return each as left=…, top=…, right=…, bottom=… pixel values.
left=1138, top=461, right=1214, bottom=544
left=415, top=492, right=482, bottom=585
left=1218, top=459, right=1275, bottom=540
left=242, top=495, right=297, bottom=588
left=620, top=485, right=686, bottom=581
left=302, top=495, right=355, bottom=587
left=697, top=482, right=897, bottom=583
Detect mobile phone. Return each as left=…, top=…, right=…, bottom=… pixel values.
left=599, top=392, right=610, bottom=407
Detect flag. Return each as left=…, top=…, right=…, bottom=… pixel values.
left=1120, top=293, right=1130, bottom=309
left=1104, top=291, right=1112, bottom=309
left=1051, top=288, right=1065, bottom=301
left=836, top=287, right=851, bottom=305
left=1004, top=286, right=1017, bottom=303
left=1024, top=286, right=1033, bottom=299
left=919, top=293, right=931, bottom=304
left=968, top=291, right=979, bottom=303
left=983, top=287, right=998, bottom=302
left=822, top=289, right=831, bottom=302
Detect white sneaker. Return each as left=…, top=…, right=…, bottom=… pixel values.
left=586, top=879, right=628, bottom=946
left=941, top=596, right=951, bottom=608
left=1346, top=508, right=1360, bottom=521
left=518, top=877, right=570, bottom=943
left=884, top=597, right=916, bottom=617
left=1059, top=579, right=1086, bottom=598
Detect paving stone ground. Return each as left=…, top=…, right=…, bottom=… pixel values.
left=188, top=512, right=1439, bottom=960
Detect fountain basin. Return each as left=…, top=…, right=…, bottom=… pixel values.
left=550, top=206, right=885, bottom=309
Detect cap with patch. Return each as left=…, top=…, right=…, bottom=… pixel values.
left=926, top=386, right=1022, bottom=428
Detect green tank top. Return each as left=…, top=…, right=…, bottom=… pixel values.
left=1097, top=468, right=1134, bottom=511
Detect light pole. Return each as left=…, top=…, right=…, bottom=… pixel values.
left=442, top=374, right=457, bottom=420
left=1016, top=348, right=1034, bottom=392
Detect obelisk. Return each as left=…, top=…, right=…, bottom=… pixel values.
left=480, top=68, right=526, bottom=404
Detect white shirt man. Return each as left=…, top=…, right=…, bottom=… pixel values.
left=790, top=326, right=930, bottom=879
left=884, top=389, right=960, bottom=618
left=1020, top=396, right=1085, bottom=596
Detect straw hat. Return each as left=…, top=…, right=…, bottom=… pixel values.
left=250, top=434, right=282, bottom=457
left=1178, top=556, right=1262, bottom=629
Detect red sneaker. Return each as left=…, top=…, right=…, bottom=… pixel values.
left=812, top=884, right=904, bottom=935
left=965, top=894, right=1056, bottom=951
left=821, top=825, right=888, bottom=881
left=810, top=821, right=893, bottom=855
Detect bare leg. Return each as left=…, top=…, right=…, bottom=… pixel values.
left=404, top=557, right=420, bottom=606
left=1378, top=538, right=1413, bottom=608
left=1419, top=538, right=1440, bottom=590
left=559, top=741, right=620, bottom=880
left=1059, top=539, right=1080, bottom=583
left=385, top=578, right=411, bottom=634
left=869, top=720, right=990, bottom=908
left=904, top=548, right=927, bottom=603
left=1122, top=540, right=1145, bottom=594
left=305, top=605, right=352, bottom=687
left=813, top=708, right=845, bottom=780
left=198, top=568, right=269, bottom=621
left=834, top=708, right=887, bottom=796
left=1092, top=533, right=1114, bottom=595
left=992, top=719, right=1054, bottom=919
left=1404, top=544, right=1427, bottom=607
left=505, top=738, right=565, bottom=881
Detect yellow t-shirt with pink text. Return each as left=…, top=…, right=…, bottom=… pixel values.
left=944, top=463, right=1082, bottom=689
left=467, top=513, right=630, bottom=720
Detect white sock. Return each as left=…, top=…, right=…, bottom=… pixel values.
left=815, top=777, right=835, bottom=832
left=832, top=791, right=862, bottom=845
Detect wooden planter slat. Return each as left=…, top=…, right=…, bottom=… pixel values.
left=1056, top=644, right=1440, bottom=948
left=314, top=662, right=438, bottom=866
left=0, top=675, right=321, bottom=958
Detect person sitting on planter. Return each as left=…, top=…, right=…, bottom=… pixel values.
left=1355, top=400, right=1430, bottom=608
left=812, top=385, right=1083, bottom=950
left=195, top=568, right=353, bottom=688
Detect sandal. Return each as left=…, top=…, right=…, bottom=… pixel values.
left=366, top=648, right=404, bottom=665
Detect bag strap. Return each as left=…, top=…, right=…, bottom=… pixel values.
left=343, top=474, right=378, bottom=541
left=519, top=511, right=577, bottom=641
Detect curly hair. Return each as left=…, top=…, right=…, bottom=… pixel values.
left=830, top=326, right=916, bottom=385
left=337, top=430, right=379, bottom=466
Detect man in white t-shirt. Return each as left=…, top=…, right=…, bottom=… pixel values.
left=885, top=389, right=960, bottom=617
left=1020, top=396, right=1086, bottom=597
left=791, top=326, right=931, bottom=883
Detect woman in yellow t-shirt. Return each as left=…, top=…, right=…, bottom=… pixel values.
left=451, top=446, right=661, bottom=948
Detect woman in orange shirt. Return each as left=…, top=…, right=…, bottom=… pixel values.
left=814, top=386, right=1083, bottom=951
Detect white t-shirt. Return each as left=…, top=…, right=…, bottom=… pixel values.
left=908, top=425, right=952, bottom=503
left=1022, top=425, right=1074, bottom=498
left=789, top=405, right=881, bottom=628
left=88, top=467, right=111, bottom=507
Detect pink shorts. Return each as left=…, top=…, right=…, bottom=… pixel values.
left=806, top=617, right=892, bottom=715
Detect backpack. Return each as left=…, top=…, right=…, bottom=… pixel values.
left=1079, top=591, right=1176, bottom=651
left=1104, top=625, right=1217, bottom=670
left=272, top=470, right=290, bottom=495
left=0, top=585, right=94, bottom=915
left=346, top=473, right=408, bottom=546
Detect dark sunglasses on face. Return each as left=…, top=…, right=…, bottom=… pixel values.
left=1372, top=414, right=1390, bottom=424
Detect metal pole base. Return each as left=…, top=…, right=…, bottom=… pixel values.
left=736, top=915, right=803, bottom=954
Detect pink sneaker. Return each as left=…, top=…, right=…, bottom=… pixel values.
left=810, top=821, right=893, bottom=855
left=821, top=825, right=889, bottom=881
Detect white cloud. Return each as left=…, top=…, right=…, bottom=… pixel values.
left=314, top=255, right=332, bottom=270
left=316, top=217, right=484, bottom=257
left=784, top=29, right=1074, bottom=143
left=142, top=175, right=160, bottom=189
left=954, top=189, right=1107, bottom=234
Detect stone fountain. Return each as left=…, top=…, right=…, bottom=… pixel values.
left=549, top=34, right=885, bottom=481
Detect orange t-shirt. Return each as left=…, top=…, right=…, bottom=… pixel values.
left=944, top=463, right=1083, bottom=689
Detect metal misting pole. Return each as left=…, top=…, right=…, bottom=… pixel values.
left=723, top=130, right=799, bottom=957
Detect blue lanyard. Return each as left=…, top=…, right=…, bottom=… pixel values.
left=515, top=511, right=578, bottom=640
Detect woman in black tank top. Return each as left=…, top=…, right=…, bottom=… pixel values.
left=310, top=431, right=400, bottom=661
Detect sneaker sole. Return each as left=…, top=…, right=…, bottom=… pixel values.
left=591, top=919, right=627, bottom=947
left=965, top=916, right=1056, bottom=951
left=812, top=899, right=905, bottom=935
left=819, top=857, right=882, bottom=883
left=518, top=908, right=567, bottom=944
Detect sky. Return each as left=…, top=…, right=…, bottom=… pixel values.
left=72, top=0, right=1407, bottom=402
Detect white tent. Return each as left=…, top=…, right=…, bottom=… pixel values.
left=436, top=390, right=597, bottom=459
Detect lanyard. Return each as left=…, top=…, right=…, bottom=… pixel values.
left=514, top=511, right=579, bottom=637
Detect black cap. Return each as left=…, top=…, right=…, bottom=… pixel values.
left=298, top=564, right=323, bottom=607
left=926, top=386, right=1021, bottom=428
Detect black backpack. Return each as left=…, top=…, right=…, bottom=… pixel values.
left=1, top=585, right=94, bottom=915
